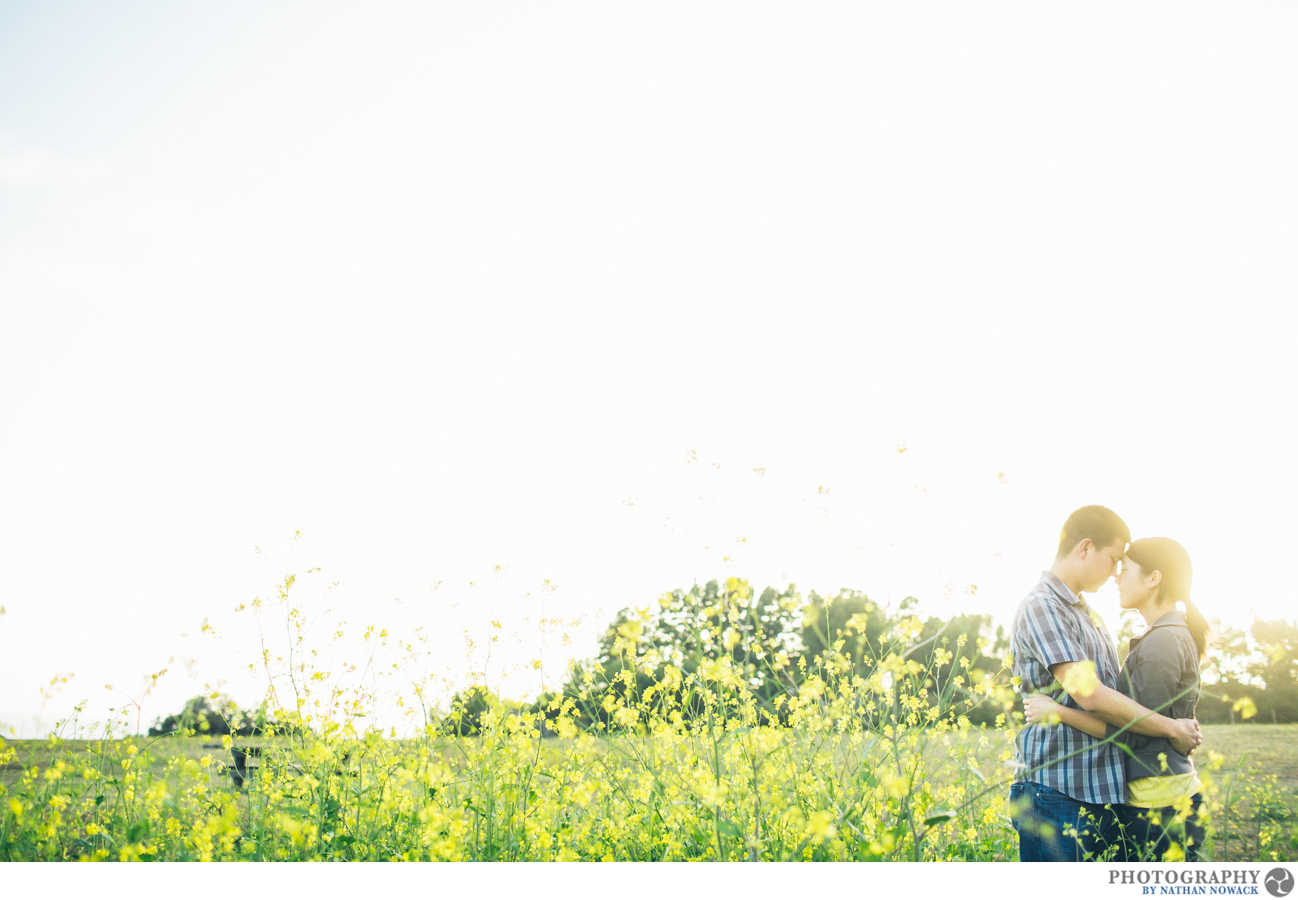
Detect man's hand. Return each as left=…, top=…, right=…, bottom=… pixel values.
left=1169, top=717, right=1202, bottom=756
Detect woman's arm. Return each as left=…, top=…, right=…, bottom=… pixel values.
left=1048, top=660, right=1200, bottom=755
left=1023, top=692, right=1109, bottom=740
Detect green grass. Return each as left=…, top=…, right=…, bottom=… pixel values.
left=1199, top=724, right=1298, bottom=862
left=1201, top=724, right=1298, bottom=784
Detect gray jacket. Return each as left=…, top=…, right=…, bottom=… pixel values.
left=1107, top=611, right=1201, bottom=780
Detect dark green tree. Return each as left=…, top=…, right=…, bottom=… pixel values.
left=437, top=685, right=502, bottom=736
left=908, top=613, right=1006, bottom=726
left=798, top=588, right=892, bottom=675
left=149, top=694, right=266, bottom=737
left=561, top=578, right=804, bottom=729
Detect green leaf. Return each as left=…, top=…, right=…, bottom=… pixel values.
left=322, top=796, right=341, bottom=825
left=923, top=810, right=957, bottom=828
left=716, top=819, right=743, bottom=838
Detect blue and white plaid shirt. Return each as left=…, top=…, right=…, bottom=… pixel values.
left=1011, top=571, right=1126, bottom=806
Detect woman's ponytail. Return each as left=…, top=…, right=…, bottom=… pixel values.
left=1182, top=597, right=1211, bottom=662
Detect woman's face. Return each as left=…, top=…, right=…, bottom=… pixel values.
left=1117, top=557, right=1160, bottom=610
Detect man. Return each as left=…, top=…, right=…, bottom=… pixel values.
left=1009, top=505, right=1201, bottom=862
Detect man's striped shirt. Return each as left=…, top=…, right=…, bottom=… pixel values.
left=1011, top=570, right=1126, bottom=806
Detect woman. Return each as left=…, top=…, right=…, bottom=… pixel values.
left=1024, top=537, right=1210, bottom=862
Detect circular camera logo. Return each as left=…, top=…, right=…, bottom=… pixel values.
left=1266, top=869, right=1294, bottom=898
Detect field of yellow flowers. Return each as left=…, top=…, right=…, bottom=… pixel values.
left=4, top=690, right=1294, bottom=861
left=3, top=570, right=1294, bottom=862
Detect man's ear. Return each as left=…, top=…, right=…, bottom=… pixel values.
left=1076, top=538, right=1093, bottom=559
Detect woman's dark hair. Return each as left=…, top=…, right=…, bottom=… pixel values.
left=1126, top=537, right=1210, bottom=660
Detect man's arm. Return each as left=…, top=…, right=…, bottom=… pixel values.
left=1048, top=660, right=1201, bottom=755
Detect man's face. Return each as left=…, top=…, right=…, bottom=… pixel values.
left=1083, top=538, right=1127, bottom=593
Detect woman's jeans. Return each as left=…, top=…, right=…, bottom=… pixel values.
left=1076, top=794, right=1208, bottom=862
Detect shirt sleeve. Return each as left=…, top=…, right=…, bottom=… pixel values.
left=1015, top=594, right=1088, bottom=672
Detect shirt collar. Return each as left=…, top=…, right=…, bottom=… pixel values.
left=1146, top=610, right=1188, bottom=630
left=1131, top=609, right=1188, bottom=645
left=1041, top=570, right=1085, bottom=606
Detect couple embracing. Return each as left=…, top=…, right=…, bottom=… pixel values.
left=1010, top=505, right=1210, bottom=862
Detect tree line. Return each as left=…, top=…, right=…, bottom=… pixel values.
left=440, top=577, right=1298, bottom=735
left=150, top=577, right=1298, bottom=736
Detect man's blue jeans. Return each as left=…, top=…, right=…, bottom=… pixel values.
left=1010, top=782, right=1096, bottom=861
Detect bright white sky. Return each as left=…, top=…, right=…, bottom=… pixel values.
left=2, top=2, right=1296, bottom=738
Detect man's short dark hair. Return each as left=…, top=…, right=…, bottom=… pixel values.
left=1056, top=505, right=1130, bottom=558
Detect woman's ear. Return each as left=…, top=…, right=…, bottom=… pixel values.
left=1147, top=568, right=1163, bottom=597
